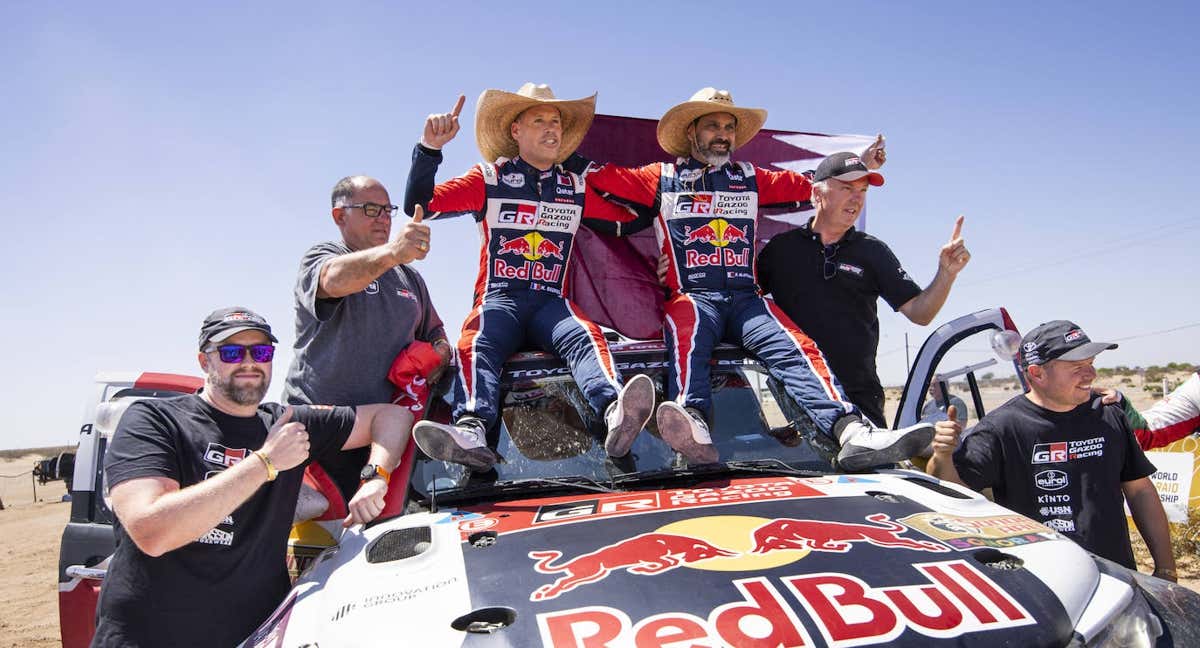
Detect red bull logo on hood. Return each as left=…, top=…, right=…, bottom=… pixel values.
left=536, top=559, right=1035, bottom=647
left=681, top=218, right=750, bottom=248
left=527, top=514, right=947, bottom=601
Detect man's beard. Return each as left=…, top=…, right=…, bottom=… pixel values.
left=210, top=368, right=269, bottom=405
left=691, top=136, right=732, bottom=167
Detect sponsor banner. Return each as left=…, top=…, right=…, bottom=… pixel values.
left=460, top=477, right=828, bottom=538
left=899, top=512, right=1060, bottom=550
left=1129, top=451, right=1194, bottom=523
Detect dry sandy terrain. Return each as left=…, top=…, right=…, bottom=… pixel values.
left=1, top=376, right=1196, bottom=645
left=0, top=454, right=68, bottom=648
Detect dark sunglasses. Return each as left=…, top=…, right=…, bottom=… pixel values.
left=209, top=344, right=276, bottom=364
left=342, top=202, right=398, bottom=219
left=822, top=244, right=840, bottom=280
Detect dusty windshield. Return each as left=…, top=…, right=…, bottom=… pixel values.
left=410, top=360, right=835, bottom=500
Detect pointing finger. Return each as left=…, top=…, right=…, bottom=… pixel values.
left=950, top=214, right=964, bottom=241
left=451, top=94, right=465, bottom=118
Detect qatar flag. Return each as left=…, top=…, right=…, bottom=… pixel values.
left=569, top=114, right=876, bottom=340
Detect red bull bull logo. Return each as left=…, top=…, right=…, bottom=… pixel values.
left=528, top=532, right=738, bottom=601
left=496, top=231, right=565, bottom=261
left=751, top=514, right=949, bottom=554
left=681, top=219, right=750, bottom=248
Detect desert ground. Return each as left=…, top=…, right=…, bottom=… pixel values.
left=1, top=371, right=1196, bottom=646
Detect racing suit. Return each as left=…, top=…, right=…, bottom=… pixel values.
left=586, top=158, right=857, bottom=434
left=1123, top=371, right=1200, bottom=450
left=405, top=144, right=644, bottom=430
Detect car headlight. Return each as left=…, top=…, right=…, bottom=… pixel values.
left=1083, top=586, right=1162, bottom=648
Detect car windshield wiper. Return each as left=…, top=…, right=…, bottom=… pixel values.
left=721, top=459, right=826, bottom=477
left=492, top=476, right=620, bottom=494
left=612, top=458, right=825, bottom=485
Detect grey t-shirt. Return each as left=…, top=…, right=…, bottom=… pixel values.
left=283, top=240, right=445, bottom=407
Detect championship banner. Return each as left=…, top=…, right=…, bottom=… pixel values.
left=569, top=114, right=875, bottom=340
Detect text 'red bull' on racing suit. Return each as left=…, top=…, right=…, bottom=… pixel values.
left=584, top=156, right=860, bottom=437
left=1123, top=371, right=1200, bottom=450
left=404, top=144, right=647, bottom=431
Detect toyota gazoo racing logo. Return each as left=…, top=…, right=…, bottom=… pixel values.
left=203, top=443, right=248, bottom=468
left=1064, top=329, right=1085, bottom=343
left=673, top=193, right=713, bottom=215
left=534, top=515, right=1035, bottom=647
left=1032, top=442, right=1068, bottom=464
left=498, top=202, right=537, bottom=225
left=1035, top=469, right=1068, bottom=491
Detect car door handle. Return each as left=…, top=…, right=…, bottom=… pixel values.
left=65, top=565, right=106, bottom=581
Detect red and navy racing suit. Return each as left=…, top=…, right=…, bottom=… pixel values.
left=586, top=157, right=858, bottom=435
left=1125, top=371, right=1200, bottom=450
left=404, top=144, right=645, bottom=431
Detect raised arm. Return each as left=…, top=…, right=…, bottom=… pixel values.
left=898, top=215, right=970, bottom=325
left=318, top=206, right=431, bottom=299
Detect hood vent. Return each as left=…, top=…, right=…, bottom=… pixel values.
left=366, top=527, right=432, bottom=563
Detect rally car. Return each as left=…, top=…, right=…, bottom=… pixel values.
left=231, top=307, right=1199, bottom=647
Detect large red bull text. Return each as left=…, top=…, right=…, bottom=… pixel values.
left=685, top=247, right=751, bottom=268
left=536, top=560, right=1034, bottom=647
left=493, top=259, right=563, bottom=282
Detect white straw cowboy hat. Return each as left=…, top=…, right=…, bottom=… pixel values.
left=656, top=87, right=768, bottom=158
left=474, top=83, right=597, bottom=163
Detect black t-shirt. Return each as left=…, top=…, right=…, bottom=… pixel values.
left=92, top=395, right=356, bottom=648
left=953, top=395, right=1156, bottom=569
left=758, top=221, right=921, bottom=400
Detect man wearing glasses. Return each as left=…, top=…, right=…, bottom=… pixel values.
left=283, top=175, right=449, bottom=500
left=94, top=307, right=412, bottom=647
left=758, top=152, right=970, bottom=427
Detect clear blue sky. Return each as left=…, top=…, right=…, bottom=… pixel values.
left=3, top=2, right=1198, bottom=449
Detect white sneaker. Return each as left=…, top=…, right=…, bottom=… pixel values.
left=656, top=401, right=718, bottom=464
left=836, top=418, right=935, bottom=472
left=604, top=374, right=656, bottom=457
left=413, top=420, right=497, bottom=472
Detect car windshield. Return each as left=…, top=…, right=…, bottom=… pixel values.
left=410, top=357, right=836, bottom=503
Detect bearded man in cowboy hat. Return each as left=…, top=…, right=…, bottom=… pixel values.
left=582, top=87, right=934, bottom=471
left=402, top=83, right=657, bottom=471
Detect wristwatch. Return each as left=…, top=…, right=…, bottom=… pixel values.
left=359, top=464, right=391, bottom=483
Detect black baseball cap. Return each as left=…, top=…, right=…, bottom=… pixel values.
left=198, top=307, right=278, bottom=350
left=1019, top=320, right=1117, bottom=369
left=812, top=152, right=885, bottom=186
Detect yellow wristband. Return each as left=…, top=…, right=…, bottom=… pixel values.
left=253, top=450, right=278, bottom=481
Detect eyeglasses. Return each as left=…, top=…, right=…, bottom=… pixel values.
left=821, top=244, right=840, bottom=280
left=207, top=344, right=276, bottom=364
left=341, top=203, right=398, bottom=219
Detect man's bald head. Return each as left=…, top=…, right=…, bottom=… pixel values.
left=330, top=175, right=385, bottom=209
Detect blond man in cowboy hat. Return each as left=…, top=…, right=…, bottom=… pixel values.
left=402, top=83, right=657, bottom=472
left=583, top=87, right=933, bottom=471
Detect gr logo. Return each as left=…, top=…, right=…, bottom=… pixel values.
left=1032, top=443, right=1068, bottom=464
left=1035, top=469, right=1069, bottom=490
left=498, top=203, right=537, bottom=225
